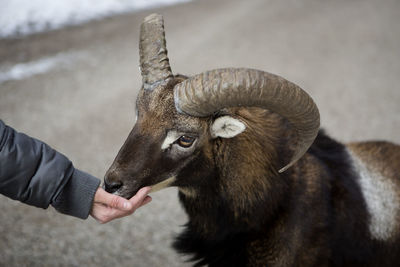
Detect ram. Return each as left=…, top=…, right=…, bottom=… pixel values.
left=104, top=14, right=400, bottom=266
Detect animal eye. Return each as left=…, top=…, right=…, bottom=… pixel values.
left=177, top=135, right=196, bottom=148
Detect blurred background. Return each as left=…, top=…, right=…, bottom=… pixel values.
left=0, top=0, right=399, bottom=266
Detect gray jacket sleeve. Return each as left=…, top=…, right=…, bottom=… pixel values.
left=0, top=120, right=100, bottom=219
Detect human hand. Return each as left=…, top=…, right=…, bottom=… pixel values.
left=90, top=187, right=152, bottom=223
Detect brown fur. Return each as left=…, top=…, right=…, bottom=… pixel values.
left=106, top=75, right=400, bottom=266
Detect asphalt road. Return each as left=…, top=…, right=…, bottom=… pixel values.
left=0, top=0, right=399, bottom=266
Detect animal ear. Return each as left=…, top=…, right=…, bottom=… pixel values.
left=211, top=116, right=246, bottom=139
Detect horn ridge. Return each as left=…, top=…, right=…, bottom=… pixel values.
left=139, top=13, right=173, bottom=90
left=174, top=68, right=320, bottom=172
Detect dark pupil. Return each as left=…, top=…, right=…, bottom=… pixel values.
left=178, top=136, right=194, bottom=148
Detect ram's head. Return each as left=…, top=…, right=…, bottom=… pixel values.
left=104, top=14, right=320, bottom=198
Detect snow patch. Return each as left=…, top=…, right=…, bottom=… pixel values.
left=0, top=0, right=191, bottom=38
left=0, top=51, right=86, bottom=83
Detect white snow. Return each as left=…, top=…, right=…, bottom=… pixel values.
left=0, top=51, right=86, bottom=83
left=0, top=0, right=191, bottom=38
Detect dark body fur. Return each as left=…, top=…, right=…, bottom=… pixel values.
left=106, top=76, right=400, bottom=266
left=173, top=130, right=400, bottom=266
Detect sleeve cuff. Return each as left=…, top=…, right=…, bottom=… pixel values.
left=51, top=169, right=101, bottom=219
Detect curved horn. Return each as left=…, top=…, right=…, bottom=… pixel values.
left=139, top=13, right=173, bottom=90
left=174, top=68, right=320, bottom=173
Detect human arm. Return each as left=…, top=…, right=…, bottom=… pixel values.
left=0, top=120, right=101, bottom=218
left=0, top=120, right=152, bottom=221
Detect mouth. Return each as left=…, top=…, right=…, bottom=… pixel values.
left=105, top=175, right=177, bottom=199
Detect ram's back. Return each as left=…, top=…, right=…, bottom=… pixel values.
left=346, top=141, right=400, bottom=242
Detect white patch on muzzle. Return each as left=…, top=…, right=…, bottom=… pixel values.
left=349, top=149, right=400, bottom=241
left=149, top=176, right=176, bottom=193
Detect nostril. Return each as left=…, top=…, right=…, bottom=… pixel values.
left=104, top=180, right=123, bottom=193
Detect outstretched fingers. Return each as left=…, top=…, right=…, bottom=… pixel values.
left=90, top=187, right=152, bottom=223
left=128, top=187, right=153, bottom=210
left=93, top=187, right=130, bottom=210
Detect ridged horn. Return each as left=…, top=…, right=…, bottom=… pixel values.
left=139, top=13, right=173, bottom=90
left=174, top=68, right=320, bottom=173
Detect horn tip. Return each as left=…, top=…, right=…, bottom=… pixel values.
left=143, top=13, right=163, bottom=23
left=278, top=164, right=291, bottom=173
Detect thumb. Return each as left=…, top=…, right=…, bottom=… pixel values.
left=94, top=187, right=132, bottom=210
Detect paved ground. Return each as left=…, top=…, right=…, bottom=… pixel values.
left=0, top=0, right=399, bottom=266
